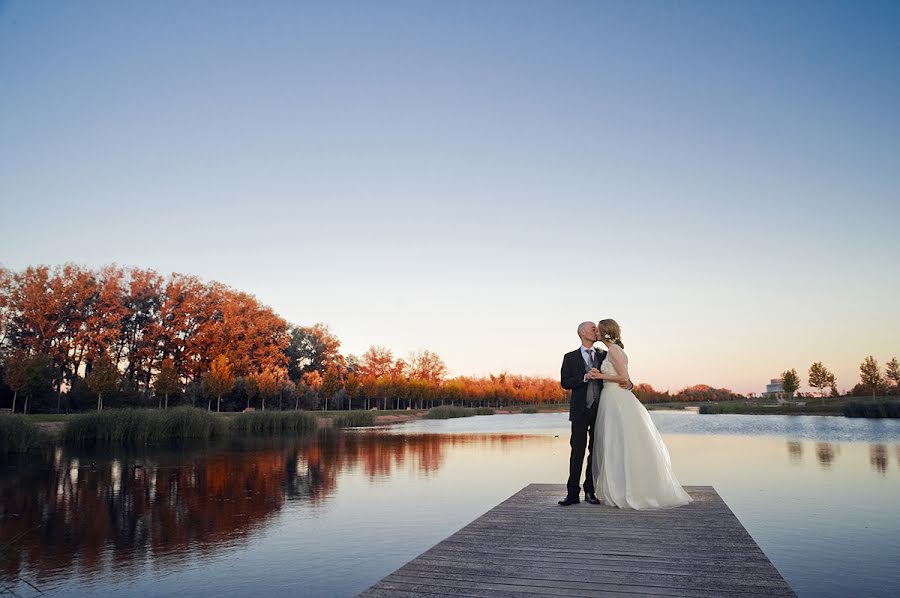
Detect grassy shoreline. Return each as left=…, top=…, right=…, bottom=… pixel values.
left=8, top=396, right=900, bottom=452
left=6, top=408, right=397, bottom=450
left=0, top=414, right=47, bottom=454
left=687, top=396, right=900, bottom=417
left=19, top=397, right=900, bottom=426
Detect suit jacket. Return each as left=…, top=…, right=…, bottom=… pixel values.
left=560, top=347, right=607, bottom=422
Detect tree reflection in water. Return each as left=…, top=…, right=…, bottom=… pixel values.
left=869, top=444, right=888, bottom=475
left=787, top=441, right=803, bottom=463
left=784, top=440, right=900, bottom=474
left=815, top=443, right=838, bottom=469
left=0, top=430, right=528, bottom=587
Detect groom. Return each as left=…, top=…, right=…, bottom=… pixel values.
left=558, top=321, right=632, bottom=506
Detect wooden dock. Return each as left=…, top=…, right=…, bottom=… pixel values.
left=360, top=484, right=795, bottom=597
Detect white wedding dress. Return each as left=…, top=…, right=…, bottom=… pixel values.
left=592, top=347, right=692, bottom=510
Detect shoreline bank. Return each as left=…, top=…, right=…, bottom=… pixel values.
left=19, top=398, right=900, bottom=441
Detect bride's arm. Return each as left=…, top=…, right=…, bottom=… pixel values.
left=588, top=369, right=628, bottom=383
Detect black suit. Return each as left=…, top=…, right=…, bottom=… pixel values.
left=560, top=347, right=606, bottom=498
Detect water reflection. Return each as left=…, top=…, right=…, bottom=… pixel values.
left=787, top=441, right=803, bottom=463
left=870, top=444, right=888, bottom=475
left=2, top=444, right=288, bottom=586
left=816, top=442, right=838, bottom=469
left=783, top=439, right=900, bottom=475
left=2, top=416, right=900, bottom=598
left=0, top=430, right=537, bottom=589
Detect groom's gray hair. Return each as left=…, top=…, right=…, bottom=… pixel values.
left=577, top=321, right=594, bottom=337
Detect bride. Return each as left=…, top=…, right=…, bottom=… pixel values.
left=589, top=319, right=692, bottom=510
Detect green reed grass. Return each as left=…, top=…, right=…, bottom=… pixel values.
left=844, top=401, right=900, bottom=418
left=473, top=407, right=496, bottom=415
left=0, top=414, right=44, bottom=454
left=229, top=410, right=318, bottom=435
left=521, top=406, right=539, bottom=414
left=425, top=406, right=477, bottom=419
left=62, top=407, right=225, bottom=447
left=331, top=411, right=377, bottom=428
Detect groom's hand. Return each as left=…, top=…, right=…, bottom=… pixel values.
left=619, top=380, right=633, bottom=390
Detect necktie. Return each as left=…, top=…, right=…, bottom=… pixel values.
left=586, top=351, right=596, bottom=408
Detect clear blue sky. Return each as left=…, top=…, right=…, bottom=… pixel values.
left=2, top=1, right=899, bottom=393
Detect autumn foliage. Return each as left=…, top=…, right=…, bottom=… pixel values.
left=1, top=264, right=288, bottom=385
left=0, top=265, right=287, bottom=411
left=0, top=264, right=566, bottom=412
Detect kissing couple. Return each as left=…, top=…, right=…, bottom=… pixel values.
left=559, top=319, right=692, bottom=510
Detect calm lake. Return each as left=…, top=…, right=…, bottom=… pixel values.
left=2, top=412, right=900, bottom=597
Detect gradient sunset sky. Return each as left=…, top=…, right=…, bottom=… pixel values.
left=2, top=1, right=898, bottom=394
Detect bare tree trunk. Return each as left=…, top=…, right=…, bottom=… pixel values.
left=11, top=390, right=17, bottom=414
left=165, top=393, right=169, bottom=410
left=217, top=394, right=221, bottom=412
left=97, top=392, right=102, bottom=411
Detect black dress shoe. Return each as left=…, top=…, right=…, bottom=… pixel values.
left=557, top=496, right=580, bottom=506
left=584, top=493, right=601, bottom=505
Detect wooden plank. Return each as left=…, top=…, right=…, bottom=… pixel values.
left=358, top=484, right=795, bottom=597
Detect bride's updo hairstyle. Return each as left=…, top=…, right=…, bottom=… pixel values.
left=598, top=319, right=624, bottom=349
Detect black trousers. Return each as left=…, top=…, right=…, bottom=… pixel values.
left=566, top=403, right=599, bottom=498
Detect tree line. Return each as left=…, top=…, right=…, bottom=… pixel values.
left=6, top=264, right=890, bottom=414
left=630, top=383, right=744, bottom=404
left=0, top=264, right=570, bottom=412
left=778, top=355, right=900, bottom=401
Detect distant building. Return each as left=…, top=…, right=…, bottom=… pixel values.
left=763, top=378, right=784, bottom=400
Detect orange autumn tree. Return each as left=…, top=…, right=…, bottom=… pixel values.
left=254, top=368, right=286, bottom=411
left=0, top=265, right=290, bottom=409
left=5, top=266, right=61, bottom=357
left=2, top=263, right=576, bottom=413
left=195, top=284, right=289, bottom=378
left=318, top=365, right=341, bottom=411
left=153, top=358, right=180, bottom=410
left=204, top=355, right=235, bottom=412
left=87, top=352, right=120, bottom=411
left=2, top=350, right=29, bottom=413
left=359, top=346, right=394, bottom=378
left=408, top=350, right=447, bottom=383
left=154, top=273, right=211, bottom=381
